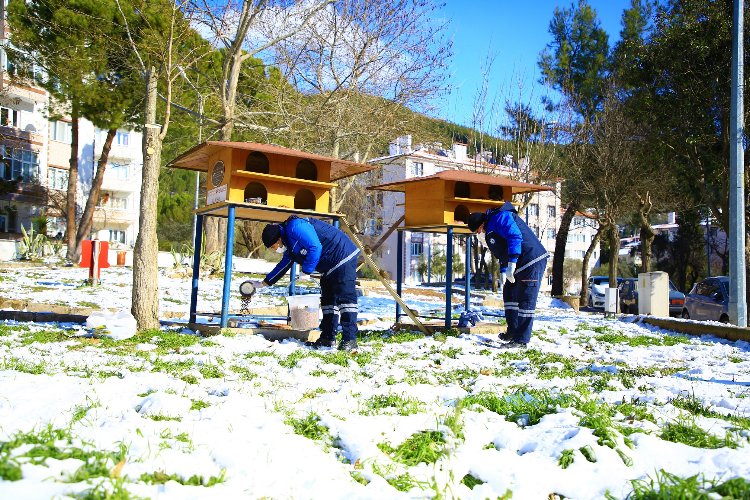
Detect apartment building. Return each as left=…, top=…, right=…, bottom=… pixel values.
left=364, top=135, right=597, bottom=293
left=0, top=9, right=142, bottom=250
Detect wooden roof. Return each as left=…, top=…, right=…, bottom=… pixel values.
left=369, top=169, right=554, bottom=195
left=167, top=141, right=375, bottom=181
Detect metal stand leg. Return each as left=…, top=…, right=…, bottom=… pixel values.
left=289, top=262, right=297, bottom=296
left=446, top=227, right=453, bottom=329
left=220, top=206, right=236, bottom=328
left=465, top=234, right=471, bottom=312
left=189, top=214, right=204, bottom=324
left=396, top=230, right=403, bottom=322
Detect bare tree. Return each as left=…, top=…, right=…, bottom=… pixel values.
left=117, top=0, right=208, bottom=330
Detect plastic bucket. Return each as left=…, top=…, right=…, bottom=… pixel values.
left=287, top=293, right=321, bottom=330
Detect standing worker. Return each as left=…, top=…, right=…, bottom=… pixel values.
left=249, top=216, right=360, bottom=352
left=467, top=202, right=549, bottom=349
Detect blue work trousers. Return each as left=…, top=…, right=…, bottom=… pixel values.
left=319, top=260, right=358, bottom=342
left=502, top=259, right=548, bottom=344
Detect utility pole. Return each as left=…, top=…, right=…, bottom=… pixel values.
left=729, top=0, right=746, bottom=326
left=178, top=67, right=204, bottom=249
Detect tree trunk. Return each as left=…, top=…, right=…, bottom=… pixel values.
left=579, top=226, right=603, bottom=302
left=551, top=201, right=579, bottom=295
left=132, top=68, right=161, bottom=331
left=637, top=192, right=654, bottom=273
left=70, top=128, right=117, bottom=263
left=65, top=101, right=80, bottom=261
left=608, top=222, right=620, bottom=286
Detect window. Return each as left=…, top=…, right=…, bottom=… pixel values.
left=411, top=241, right=423, bottom=256
left=115, top=131, right=129, bottom=146
left=531, top=225, right=539, bottom=237
left=0, top=146, right=38, bottom=182
left=48, top=167, right=68, bottom=190
left=109, top=163, right=130, bottom=180
left=366, top=217, right=383, bottom=235
left=109, top=230, right=125, bottom=244
left=410, top=162, right=424, bottom=177
left=50, top=120, right=72, bottom=143
left=547, top=205, right=556, bottom=217
left=0, top=106, right=19, bottom=128
left=547, top=275, right=553, bottom=286
left=109, top=196, right=128, bottom=210
left=547, top=228, right=556, bottom=239
left=529, top=203, right=539, bottom=217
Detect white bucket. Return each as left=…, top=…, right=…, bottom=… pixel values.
left=287, top=293, right=321, bottom=330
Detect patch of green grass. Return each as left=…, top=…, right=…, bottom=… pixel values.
left=461, top=473, right=484, bottom=489
left=350, top=471, right=369, bottom=485
left=728, top=355, right=744, bottom=363
left=229, top=364, right=257, bottom=380
left=402, top=369, right=433, bottom=385
left=139, top=469, right=226, bottom=486
left=148, top=415, right=182, bottom=422
left=199, top=364, right=224, bottom=379
left=77, top=301, right=100, bottom=308
left=279, top=349, right=312, bottom=369
left=558, top=449, right=575, bottom=469
left=286, top=413, right=329, bottom=441
left=190, top=399, right=210, bottom=411
left=361, top=394, right=424, bottom=416
left=576, top=398, right=618, bottom=449
left=71, top=398, right=101, bottom=424
left=18, top=328, right=70, bottom=345
left=660, top=418, right=739, bottom=449
left=378, top=430, right=446, bottom=466
left=0, top=357, right=46, bottom=374
left=371, top=462, right=426, bottom=492
left=310, top=368, right=337, bottom=377
left=464, top=389, right=576, bottom=427
left=434, top=368, right=479, bottom=386
left=627, top=470, right=750, bottom=499
left=150, top=358, right=195, bottom=377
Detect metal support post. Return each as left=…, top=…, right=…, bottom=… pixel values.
left=220, top=206, right=236, bottom=328
left=396, top=230, right=403, bottom=322
left=189, top=214, right=203, bottom=324
left=289, top=262, right=297, bottom=296
left=730, top=0, right=747, bottom=326
left=465, top=234, right=471, bottom=311
left=445, top=227, right=453, bottom=328
left=427, top=236, right=432, bottom=284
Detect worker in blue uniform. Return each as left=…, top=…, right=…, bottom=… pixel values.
left=467, top=203, right=549, bottom=348
left=250, top=216, right=360, bottom=352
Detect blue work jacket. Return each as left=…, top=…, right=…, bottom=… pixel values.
left=264, top=216, right=359, bottom=285
left=484, top=202, right=548, bottom=277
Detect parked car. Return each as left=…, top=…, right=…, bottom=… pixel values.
left=587, top=276, right=623, bottom=309
left=618, top=277, right=685, bottom=316
left=682, top=276, right=730, bottom=323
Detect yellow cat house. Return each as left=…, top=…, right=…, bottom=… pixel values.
left=168, top=141, right=374, bottom=222
left=369, top=170, right=554, bottom=232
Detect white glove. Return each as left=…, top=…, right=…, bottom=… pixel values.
left=250, top=279, right=266, bottom=289
left=500, top=272, right=507, bottom=284
left=297, top=273, right=310, bottom=281
left=506, top=262, right=516, bottom=283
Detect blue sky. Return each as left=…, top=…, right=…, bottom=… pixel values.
left=438, top=0, right=633, bottom=128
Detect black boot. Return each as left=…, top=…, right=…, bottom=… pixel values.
left=307, top=336, right=336, bottom=349
left=337, top=339, right=358, bottom=352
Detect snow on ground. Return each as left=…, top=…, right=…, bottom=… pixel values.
left=0, top=263, right=749, bottom=499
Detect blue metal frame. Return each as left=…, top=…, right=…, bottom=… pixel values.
left=465, top=235, right=471, bottom=311
left=445, top=227, right=453, bottom=328
left=289, top=262, right=297, bottom=295
left=189, top=214, right=204, bottom=324
left=396, top=229, right=404, bottom=321
left=219, top=205, right=237, bottom=328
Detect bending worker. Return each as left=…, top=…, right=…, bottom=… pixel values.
left=250, top=216, right=360, bottom=352
left=467, top=203, right=549, bottom=349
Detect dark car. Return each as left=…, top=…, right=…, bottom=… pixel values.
left=682, top=276, right=730, bottom=323
left=618, top=278, right=685, bottom=316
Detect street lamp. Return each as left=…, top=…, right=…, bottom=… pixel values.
left=178, top=66, right=204, bottom=248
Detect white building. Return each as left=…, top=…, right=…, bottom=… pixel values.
left=0, top=13, right=142, bottom=250
left=364, top=135, right=597, bottom=293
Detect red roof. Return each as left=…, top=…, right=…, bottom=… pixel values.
left=167, top=141, right=375, bottom=181
left=369, top=169, right=554, bottom=194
